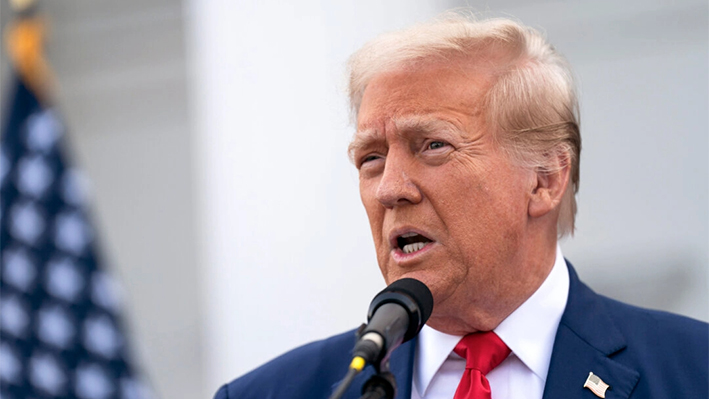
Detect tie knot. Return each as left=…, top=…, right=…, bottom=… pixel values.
left=453, top=332, right=511, bottom=375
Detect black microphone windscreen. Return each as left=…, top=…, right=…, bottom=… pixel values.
left=368, top=278, right=434, bottom=343
left=382, top=278, right=434, bottom=323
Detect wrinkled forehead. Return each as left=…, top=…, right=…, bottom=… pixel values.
left=354, top=61, right=492, bottom=132
left=350, top=44, right=518, bottom=120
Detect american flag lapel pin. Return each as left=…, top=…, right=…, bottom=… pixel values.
left=583, top=372, right=610, bottom=398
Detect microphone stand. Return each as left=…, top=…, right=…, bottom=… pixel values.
left=358, top=370, right=396, bottom=399
left=358, top=356, right=396, bottom=399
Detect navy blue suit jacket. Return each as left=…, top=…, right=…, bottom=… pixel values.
left=215, top=263, right=708, bottom=398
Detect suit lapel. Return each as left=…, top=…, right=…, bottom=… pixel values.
left=542, top=263, right=639, bottom=399
left=390, top=338, right=416, bottom=399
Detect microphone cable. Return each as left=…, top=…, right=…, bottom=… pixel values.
left=328, top=356, right=366, bottom=399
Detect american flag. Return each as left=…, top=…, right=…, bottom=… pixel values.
left=0, top=77, right=151, bottom=399
left=583, top=371, right=610, bottom=398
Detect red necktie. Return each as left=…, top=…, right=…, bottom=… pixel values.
left=453, top=332, right=511, bottom=399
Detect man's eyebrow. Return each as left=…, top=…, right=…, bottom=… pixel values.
left=348, top=117, right=465, bottom=162
left=348, top=128, right=379, bottom=162
left=393, top=116, right=464, bottom=137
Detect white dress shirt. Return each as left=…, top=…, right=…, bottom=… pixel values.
left=411, top=245, right=570, bottom=399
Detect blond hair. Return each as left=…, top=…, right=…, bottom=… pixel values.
left=348, top=13, right=581, bottom=236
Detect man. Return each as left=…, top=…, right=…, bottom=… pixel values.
left=214, top=14, right=708, bottom=399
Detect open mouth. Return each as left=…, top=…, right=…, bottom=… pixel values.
left=396, top=232, right=433, bottom=254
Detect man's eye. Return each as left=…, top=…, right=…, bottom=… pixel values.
left=359, top=154, right=381, bottom=167
left=427, top=141, right=447, bottom=150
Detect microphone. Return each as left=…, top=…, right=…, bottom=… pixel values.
left=329, top=278, right=433, bottom=399
left=353, top=278, right=434, bottom=367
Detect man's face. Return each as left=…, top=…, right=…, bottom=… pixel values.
left=353, top=61, right=540, bottom=333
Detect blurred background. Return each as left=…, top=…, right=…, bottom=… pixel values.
left=0, top=0, right=706, bottom=398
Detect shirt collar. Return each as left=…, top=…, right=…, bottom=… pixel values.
left=414, top=245, right=570, bottom=396
left=493, top=244, right=569, bottom=380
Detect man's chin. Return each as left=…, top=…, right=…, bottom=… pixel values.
left=383, top=270, right=455, bottom=306
left=382, top=268, right=437, bottom=288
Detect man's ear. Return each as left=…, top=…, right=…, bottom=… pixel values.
left=528, top=153, right=571, bottom=219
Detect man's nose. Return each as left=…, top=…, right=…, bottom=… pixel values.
left=375, top=152, right=423, bottom=208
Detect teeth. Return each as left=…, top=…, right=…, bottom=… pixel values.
left=402, top=242, right=426, bottom=254
left=400, top=232, right=418, bottom=238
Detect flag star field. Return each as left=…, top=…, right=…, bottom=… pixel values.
left=1, top=79, right=151, bottom=399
